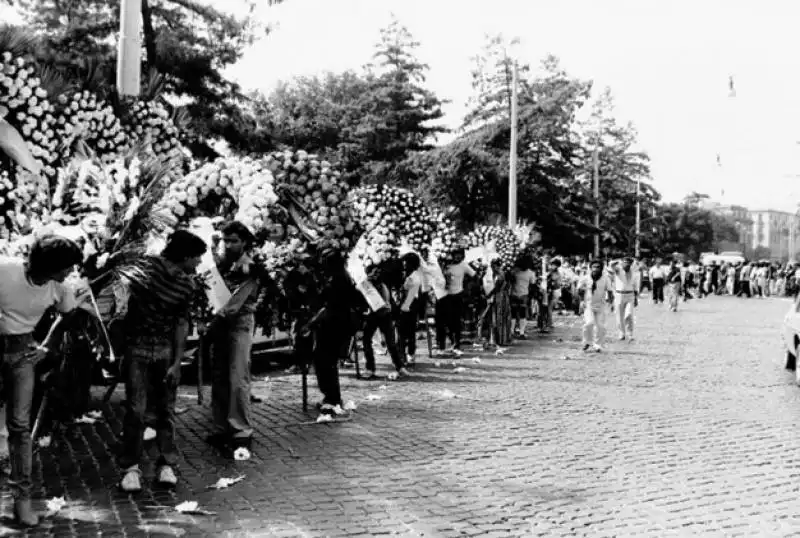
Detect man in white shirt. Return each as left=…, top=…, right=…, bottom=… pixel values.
left=436, top=249, right=475, bottom=353
left=648, top=258, right=665, bottom=304
left=609, top=255, right=640, bottom=341
left=0, top=235, right=85, bottom=526
left=577, top=260, right=614, bottom=352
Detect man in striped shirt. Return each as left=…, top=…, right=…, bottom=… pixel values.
left=118, top=230, right=206, bottom=493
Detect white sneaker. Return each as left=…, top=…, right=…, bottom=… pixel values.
left=120, top=465, right=142, bottom=492
left=592, top=344, right=602, bottom=353
left=398, top=367, right=411, bottom=377
left=157, top=465, right=177, bottom=487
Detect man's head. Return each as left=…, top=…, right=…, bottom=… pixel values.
left=221, top=221, right=255, bottom=260
left=590, top=259, right=603, bottom=279
left=162, top=229, right=207, bottom=274
left=622, top=256, right=634, bottom=272
left=26, top=235, right=83, bottom=285
left=402, top=252, right=421, bottom=274
left=550, top=259, right=562, bottom=271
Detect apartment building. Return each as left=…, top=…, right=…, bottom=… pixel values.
left=747, top=209, right=800, bottom=260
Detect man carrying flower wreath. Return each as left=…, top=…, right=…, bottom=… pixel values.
left=206, top=221, right=261, bottom=457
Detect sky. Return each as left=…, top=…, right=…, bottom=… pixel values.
left=3, top=0, right=800, bottom=212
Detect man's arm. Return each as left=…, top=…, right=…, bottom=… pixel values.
left=218, top=279, right=259, bottom=318
left=171, top=318, right=190, bottom=369
left=401, top=277, right=421, bottom=311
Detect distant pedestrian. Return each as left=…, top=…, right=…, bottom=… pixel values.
left=578, top=259, right=613, bottom=352
left=609, top=256, right=640, bottom=341
left=649, top=259, right=665, bottom=304
left=666, top=260, right=682, bottom=312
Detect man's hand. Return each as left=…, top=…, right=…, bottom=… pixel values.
left=164, top=363, right=181, bottom=388
left=23, top=343, right=49, bottom=365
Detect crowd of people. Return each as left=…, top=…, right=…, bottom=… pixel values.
left=1, top=220, right=796, bottom=528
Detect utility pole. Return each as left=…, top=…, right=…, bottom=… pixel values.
left=508, top=60, right=519, bottom=228
left=117, top=0, right=143, bottom=97
left=593, top=145, right=600, bottom=259
left=634, top=177, right=641, bottom=259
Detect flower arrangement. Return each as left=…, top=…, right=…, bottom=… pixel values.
left=55, top=90, right=128, bottom=162
left=347, top=184, right=437, bottom=265
left=265, top=149, right=355, bottom=251
left=431, top=212, right=462, bottom=266
left=0, top=51, right=60, bottom=180
left=123, top=99, right=181, bottom=159
left=161, top=156, right=278, bottom=238
left=464, top=225, right=520, bottom=270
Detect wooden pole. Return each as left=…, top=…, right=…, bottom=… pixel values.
left=508, top=61, right=519, bottom=227
left=635, top=177, right=641, bottom=259
left=117, top=0, right=143, bottom=97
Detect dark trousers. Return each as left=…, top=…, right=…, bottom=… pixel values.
left=435, top=293, right=464, bottom=350
left=397, top=304, right=418, bottom=358
left=737, top=281, right=751, bottom=297
left=118, top=337, right=178, bottom=471
left=362, top=309, right=404, bottom=371
left=313, top=325, right=349, bottom=406
left=652, top=278, right=665, bottom=303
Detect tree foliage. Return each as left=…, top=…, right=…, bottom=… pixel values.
left=10, top=0, right=281, bottom=155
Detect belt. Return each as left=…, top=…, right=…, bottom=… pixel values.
left=1, top=333, right=35, bottom=354
left=615, top=290, right=635, bottom=294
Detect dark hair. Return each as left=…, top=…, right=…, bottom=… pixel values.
left=222, top=220, right=255, bottom=246
left=402, top=252, right=421, bottom=272
left=551, top=259, right=562, bottom=268
left=27, top=234, right=83, bottom=280
left=162, top=230, right=207, bottom=263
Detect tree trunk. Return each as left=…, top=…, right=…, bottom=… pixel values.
left=141, top=0, right=158, bottom=68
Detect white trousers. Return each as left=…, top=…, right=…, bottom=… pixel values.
left=614, top=293, right=635, bottom=338
left=582, top=306, right=606, bottom=346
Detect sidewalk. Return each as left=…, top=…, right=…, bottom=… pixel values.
left=0, top=315, right=584, bottom=537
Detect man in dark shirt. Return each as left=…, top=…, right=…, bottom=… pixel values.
left=118, top=230, right=206, bottom=493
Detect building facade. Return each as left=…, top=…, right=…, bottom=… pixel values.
left=747, top=209, right=800, bottom=260
left=712, top=205, right=800, bottom=260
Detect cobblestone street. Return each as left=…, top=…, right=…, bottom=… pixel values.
left=0, top=295, right=798, bottom=537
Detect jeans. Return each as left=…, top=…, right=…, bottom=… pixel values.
left=362, top=309, right=404, bottom=371
left=435, top=293, right=464, bottom=350
left=2, top=334, right=35, bottom=500
left=211, top=314, right=254, bottom=440
left=118, top=336, right=179, bottom=470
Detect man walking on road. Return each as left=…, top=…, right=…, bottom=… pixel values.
left=649, top=258, right=665, bottom=304
left=609, top=256, right=640, bottom=341
left=578, top=259, right=614, bottom=352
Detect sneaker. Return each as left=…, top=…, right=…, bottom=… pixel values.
left=618, top=335, right=626, bottom=341
left=320, top=403, right=346, bottom=416
left=582, top=344, right=591, bottom=352
left=592, top=344, right=602, bottom=353
left=406, top=354, right=416, bottom=366
left=120, top=465, right=142, bottom=493
left=157, top=465, right=177, bottom=487
left=397, top=367, right=411, bottom=377
left=359, top=369, right=376, bottom=380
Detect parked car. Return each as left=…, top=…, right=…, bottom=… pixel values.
left=783, top=293, right=800, bottom=378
